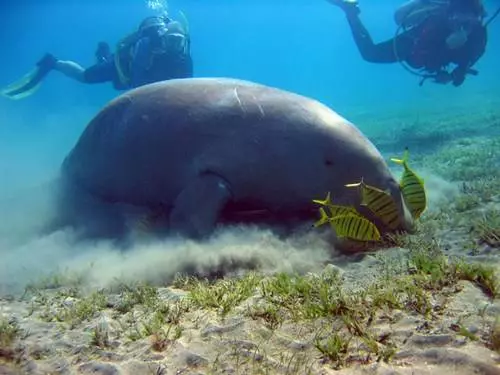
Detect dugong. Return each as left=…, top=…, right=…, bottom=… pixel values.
left=54, top=77, right=414, bottom=241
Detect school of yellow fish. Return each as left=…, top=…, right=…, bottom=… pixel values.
left=313, top=148, right=427, bottom=243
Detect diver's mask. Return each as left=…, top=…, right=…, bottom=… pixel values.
left=162, top=32, right=188, bottom=55
left=138, top=16, right=169, bottom=38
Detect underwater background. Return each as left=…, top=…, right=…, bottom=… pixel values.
left=1, top=0, right=499, bottom=197
left=1, top=2, right=500, bottom=374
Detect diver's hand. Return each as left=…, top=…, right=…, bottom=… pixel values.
left=451, top=67, right=478, bottom=87
left=433, top=70, right=453, bottom=84
left=452, top=72, right=465, bottom=86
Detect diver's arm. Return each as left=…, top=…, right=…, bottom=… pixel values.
left=451, top=24, right=487, bottom=86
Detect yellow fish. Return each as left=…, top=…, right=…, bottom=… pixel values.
left=329, top=214, right=381, bottom=242
left=390, top=148, right=427, bottom=220
left=312, top=192, right=360, bottom=217
left=312, top=192, right=381, bottom=242
left=345, top=179, right=401, bottom=230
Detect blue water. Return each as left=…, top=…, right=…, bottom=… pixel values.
left=0, top=0, right=499, bottom=196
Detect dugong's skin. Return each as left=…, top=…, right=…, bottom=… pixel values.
left=56, top=77, right=414, bottom=240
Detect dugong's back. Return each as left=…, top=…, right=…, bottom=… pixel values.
left=62, top=78, right=384, bottom=206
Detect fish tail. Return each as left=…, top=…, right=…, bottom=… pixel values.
left=345, top=177, right=365, bottom=188
left=313, top=207, right=330, bottom=227
left=312, top=192, right=332, bottom=207
left=390, top=147, right=410, bottom=167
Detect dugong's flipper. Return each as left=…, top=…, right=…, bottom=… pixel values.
left=169, top=173, right=233, bottom=239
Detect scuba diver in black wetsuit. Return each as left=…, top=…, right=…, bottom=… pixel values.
left=327, top=0, right=495, bottom=86
left=1, top=14, right=193, bottom=100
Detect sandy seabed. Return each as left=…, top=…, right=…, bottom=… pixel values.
left=1, top=99, right=500, bottom=375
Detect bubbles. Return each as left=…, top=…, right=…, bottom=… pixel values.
left=146, top=0, right=169, bottom=15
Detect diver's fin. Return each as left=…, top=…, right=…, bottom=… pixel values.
left=1, top=54, right=56, bottom=100
left=169, top=173, right=233, bottom=239
left=1, top=68, right=43, bottom=100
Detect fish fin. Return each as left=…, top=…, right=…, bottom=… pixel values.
left=391, top=147, right=410, bottom=166
left=345, top=182, right=361, bottom=188
left=313, top=207, right=330, bottom=228
left=403, top=147, right=410, bottom=161
left=345, top=177, right=365, bottom=188
left=329, top=204, right=361, bottom=218
left=390, top=157, right=404, bottom=165
left=363, top=183, right=386, bottom=194
left=312, top=191, right=332, bottom=206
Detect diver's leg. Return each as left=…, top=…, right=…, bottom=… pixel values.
left=81, top=60, right=116, bottom=84
left=52, top=57, right=115, bottom=84
left=54, top=60, right=86, bottom=82
left=32, top=53, right=86, bottom=82
left=2, top=53, right=112, bottom=99
left=169, top=173, right=233, bottom=239
left=328, top=1, right=400, bottom=63
left=34, top=52, right=116, bottom=85
left=345, top=15, right=399, bottom=63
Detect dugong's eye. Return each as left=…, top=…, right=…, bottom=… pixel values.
left=324, top=159, right=334, bottom=166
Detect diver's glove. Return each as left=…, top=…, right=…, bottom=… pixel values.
left=36, top=53, right=58, bottom=71
left=420, top=67, right=478, bottom=87
left=451, top=70, right=465, bottom=86
left=450, top=66, right=478, bottom=87
left=433, top=70, right=453, bottom=84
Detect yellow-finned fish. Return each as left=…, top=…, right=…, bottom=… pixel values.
left=329, top=214, right=381, bottom=242
left=390, top=148, right=427, bottom=220
left=312, top=192, right=381, bottom=242
left=312, top=192, right=360, bottom=217
left=345, top=179, right=401, bottom=230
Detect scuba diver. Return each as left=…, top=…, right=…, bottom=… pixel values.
left=326, top=0, right=496, bottom=86
left=1, top=14, right=193, bottom=100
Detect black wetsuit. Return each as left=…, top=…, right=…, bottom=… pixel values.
left=343, top=10, right=487, bottom=85
left=82, top=51, right=193, bottom=90
left=82, top=21, right=193, bottom=90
